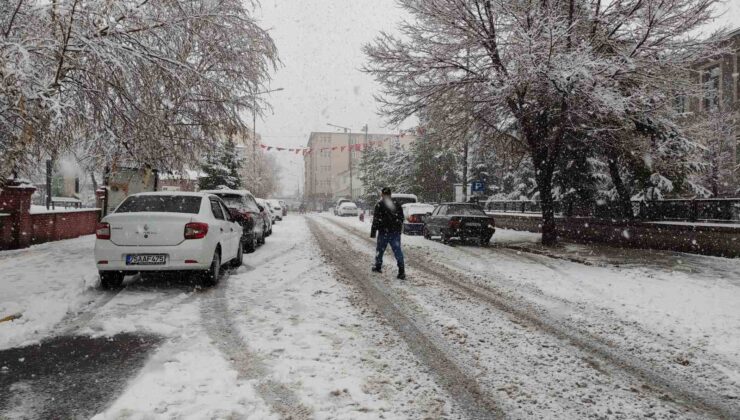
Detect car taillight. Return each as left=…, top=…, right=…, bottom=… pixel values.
left=184, top=222, right=209, bottom=239
left=96, top=222, right=111, bottom=240
left=408, top=214, right=422, bottom=223
left=448, top=218, right=461, bottom=229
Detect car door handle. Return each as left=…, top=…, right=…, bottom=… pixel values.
left=220, top=227, right=224, bottom=232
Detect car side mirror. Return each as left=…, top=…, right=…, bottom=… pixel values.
left=258, top=205, right=264, bottom=212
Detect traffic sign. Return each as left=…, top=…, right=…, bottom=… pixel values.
left=471, top=180, right=486, bottom=193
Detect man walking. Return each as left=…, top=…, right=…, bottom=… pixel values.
left=370, top=187, right=405, bottom=280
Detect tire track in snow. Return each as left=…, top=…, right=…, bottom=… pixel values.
left=308, top=218, right=504, bottom=420
left=317, top=215, right=740, bottom=419
left=200, top=263, right=313, bottom=420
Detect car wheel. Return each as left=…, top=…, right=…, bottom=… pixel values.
left=231, top=241, right=243, bottom=267
left=99, top=271, right=124, bottom=290
left=245, top=233, right=257, bottom=253
left=423, top=226, right=431, bottom=240
left=258, top=228, right=266, bottom=245
left=202, top=250, right=221, bottom=287
left=441, top=231, right=450, bottom=244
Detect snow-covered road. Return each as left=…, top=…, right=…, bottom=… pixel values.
left=1, top=213, right=739, bottom=419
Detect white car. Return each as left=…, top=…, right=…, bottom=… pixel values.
left=262, top=200, right=279, bottom=223
left=337, top=202, right=360, bottom=217
left=94, top=192, right=243, bottom=289
left=333, top=198, right=352, bottom=215
left=267, top=199, right=283, bottom=221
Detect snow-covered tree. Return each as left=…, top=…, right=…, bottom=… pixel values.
left=365, top=0, right=722, bottom=245
left=199, top=140, right=242, bottom=190
left=1, top=0, right=278, bottom=183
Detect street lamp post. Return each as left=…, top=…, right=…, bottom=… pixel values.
left=252, top=87, right=284, bottom=176
left=327, top=123, right=353, bottom=199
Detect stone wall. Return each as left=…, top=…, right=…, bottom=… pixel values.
left=491, top=213, right=740, bottom=258
left=0, top=181, right=99, bottom=250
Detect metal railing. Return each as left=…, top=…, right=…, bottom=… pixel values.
left=484, top=198, right=740, bottom=223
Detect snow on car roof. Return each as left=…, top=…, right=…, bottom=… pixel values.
left=134, top=191, right=209, bottom=197
left=339, top=202, right=357, bottom=207
left=392, top=193, right=417, bottom=199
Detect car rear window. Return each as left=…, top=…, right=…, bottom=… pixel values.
left=394, top=197, right=417, bottom=206
left=115, top=196, right=202, bottom=213
left=215, top=194, right=248, bottom=210
left=446, top=205, right=486, bottom=216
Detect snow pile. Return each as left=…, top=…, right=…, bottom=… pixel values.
left=0, top=235, right=99, bottom=350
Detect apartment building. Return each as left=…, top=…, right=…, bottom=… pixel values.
left=304, top=131, right=416, bottom=208
left=683, top=28, right=740, bottom=195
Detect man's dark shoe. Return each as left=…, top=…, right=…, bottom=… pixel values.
left=397, top=269, right=406, bottom=280
left=371, top=266, right=382, bottom=273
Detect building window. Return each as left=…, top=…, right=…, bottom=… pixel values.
left=702, top=65, right=720, bottom=111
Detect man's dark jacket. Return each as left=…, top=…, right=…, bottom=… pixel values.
left=371, top=198, right=405, bottom=236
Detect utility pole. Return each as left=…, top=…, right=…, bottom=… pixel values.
left=251, top=87, right=284, bottom=178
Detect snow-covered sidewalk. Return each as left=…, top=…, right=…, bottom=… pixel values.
left=0, top=235, right=99, bottom=350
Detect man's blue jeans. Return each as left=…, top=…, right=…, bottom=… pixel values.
left=375, top=231, right=404, bottom=270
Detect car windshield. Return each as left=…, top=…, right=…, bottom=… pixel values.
left=115, top=196, right=201, bottom=213
left=446, top=205, right=486, bottom=216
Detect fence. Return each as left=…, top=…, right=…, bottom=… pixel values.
left=484, top=198, right=740, bottom=223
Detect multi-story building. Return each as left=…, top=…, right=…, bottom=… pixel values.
left=304, top=131, right=416, bottom=208
left=684, top=28, right=740, bottom=195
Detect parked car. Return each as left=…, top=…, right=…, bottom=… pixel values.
left=201, top=188, right=265, bottom=253
left=94, top=192, right=243, bottom=289
left=336, top=202, right=359, bottom=217
left=267, top=199, right=284, bottom=221
left=332, top=198, right=352, bottom=215
left=255, top=198, right=273, bottom=236
left=423, top=202, right=495, bottom=245
left=402, top=203, right=436, bottom=235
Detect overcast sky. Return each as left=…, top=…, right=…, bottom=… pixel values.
left=255, top=0, right=740, bottom=196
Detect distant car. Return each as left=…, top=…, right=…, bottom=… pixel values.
left=279, top=200, right=288, bottom=217
left=263, top=200, right=279, bottom=223
left=94, top=192, right=243, bottom=289
left=267, top=199, right=283, bottom=221
left=255, top=198, right=273, bottom=236
left=337, top=202, right=359, bottom=217
left=201, top=188, right=265, bottom=253
left=423, top=202, right=495, bottom=245
left=402, top=203, right=435, bottom=235
left=332, top=198, right=352, bottom=215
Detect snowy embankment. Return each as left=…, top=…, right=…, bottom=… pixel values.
left=0, top=235, right=99, bottom=350
left=332, top=213, right=740, bottom=372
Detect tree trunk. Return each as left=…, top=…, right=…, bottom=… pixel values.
left=536, top=167, right=558, bottom=246
left=607, top=158, right=633, bottom=220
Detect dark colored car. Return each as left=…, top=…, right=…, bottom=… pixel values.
left=423, top=203, right=495, bottom=245
left=202, top=189, right=266, bottom=252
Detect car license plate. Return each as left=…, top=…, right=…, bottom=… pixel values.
left=126, top=254, right=166, bottom=265
left=466, top=223, right=481, bottom=227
